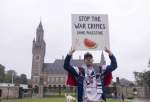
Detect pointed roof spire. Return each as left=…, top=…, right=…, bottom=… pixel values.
left=38, top=20, right=43, bottom=29
left=33, top=38, right=35, bottom=42
left=100, top=51, right=106, bottom=66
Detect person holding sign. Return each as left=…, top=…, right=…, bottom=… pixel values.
left=64, top=47, right=117, bottom=102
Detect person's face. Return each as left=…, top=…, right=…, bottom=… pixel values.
left=84, top=57, right=93, bottom=66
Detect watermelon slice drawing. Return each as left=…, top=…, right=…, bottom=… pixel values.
left=84, top=38, right=97, bottom=49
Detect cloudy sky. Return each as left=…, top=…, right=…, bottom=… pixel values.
left=0, top=0, right=150, bottom=81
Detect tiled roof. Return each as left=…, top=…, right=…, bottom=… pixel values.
left=43, top=59, right=100, bottom=74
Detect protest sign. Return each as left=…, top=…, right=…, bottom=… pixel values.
left=72, top=14, right=110, bottom=50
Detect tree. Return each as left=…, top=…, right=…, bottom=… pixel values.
left=133, top=71, right=144, bottom=86
left=20, top=74, right=28, bottom=84
left=0, top=66, right=29, bottom=84
left=0, top=64, right=5, bottom=82
left=143, top=71, right=150, bottom=87
left=134, top=71, right=150, bottom=87
left=5, top=70, right=17, bottom=83
left=7, top=70, right=17, bottom=76
left=14, top=75, right=21, bottom=85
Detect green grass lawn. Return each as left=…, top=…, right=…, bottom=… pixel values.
left=2, top=97, right=129, bottom=102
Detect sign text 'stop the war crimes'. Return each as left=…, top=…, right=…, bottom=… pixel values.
left=72, top=14, right=109, bottom=50
left=73, top=15, right=106, bottom=35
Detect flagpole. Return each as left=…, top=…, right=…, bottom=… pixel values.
left=12, top=72, right=14, bottom=84
left=148, top=58, right=150, bottom=68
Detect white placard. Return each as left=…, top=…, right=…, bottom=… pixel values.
left=72, top=14, right=110, bottom=50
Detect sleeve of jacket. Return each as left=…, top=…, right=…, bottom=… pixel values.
left=64, top=54, right=79, bottom=77
left=104, top=54, right=117, bottom=74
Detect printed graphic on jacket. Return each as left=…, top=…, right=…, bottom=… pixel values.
left=84, top=68, right=103, bottom=101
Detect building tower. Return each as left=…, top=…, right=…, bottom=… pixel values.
left=31, top=21, right=46, bottom=96
left=100, top=51, right=106, bottom=66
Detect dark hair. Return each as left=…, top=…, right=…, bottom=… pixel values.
left=84, top=52, right=93, bottom=59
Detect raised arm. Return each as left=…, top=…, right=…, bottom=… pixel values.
left=64, top=48, right=79, bottom=77
left=104, top=47, right=117, bottom=73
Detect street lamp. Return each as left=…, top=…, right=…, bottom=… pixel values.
left=7, top=84, right=10, bottom=100
left=12, top=72, right=14, bottom=84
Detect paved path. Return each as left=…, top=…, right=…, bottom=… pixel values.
left=131, top=98, right=150, bottom=102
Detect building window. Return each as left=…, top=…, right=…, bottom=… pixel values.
left=33, top=76, right=39, bottom=83
left=56, top=77, right=58, bottom=83
left=53, top=85, right=56, bottom=89
left=58, top=77, right=61, bottom=82
left=34, top=85, right=39, bottom=94
left=48, top=77, right=51, bottom=82
left=61, top=77, right=64, bottom=83
left=48, top=85, right=51, bottom=89
left=36, top=56, right=39, bottom=60
left=51, top=77, right=55, bottom=83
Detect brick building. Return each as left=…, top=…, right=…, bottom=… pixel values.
left=31, top=21, right=105, bottom=97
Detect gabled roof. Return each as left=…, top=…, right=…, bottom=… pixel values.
left=43, top=59, right=100, bottom=75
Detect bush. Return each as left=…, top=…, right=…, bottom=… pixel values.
left=127, top=96, right=134, bottom=99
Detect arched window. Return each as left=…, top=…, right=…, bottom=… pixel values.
left=53, top=85, right=56, bottom=89
left=48, top=85, right=51, bottom=89
left=34, top=85, right=39, bottom=94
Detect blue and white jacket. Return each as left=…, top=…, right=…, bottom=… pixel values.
left=64, top=54, right=117, bottom=102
